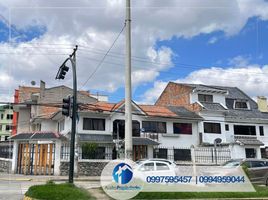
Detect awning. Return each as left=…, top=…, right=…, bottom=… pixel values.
left=133, top=137, right=159, bottom=146
left=235, top=136, right=264, bottom=146
left=79, top=134, right=113, bottom=144
left=10, top=132, right=66, bottom=141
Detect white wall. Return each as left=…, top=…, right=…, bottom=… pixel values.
left=17, top=108, right=31, bottom=133
left=229, top=144, right=262, bottom=159
left=73, top=112, right=201, bottom=149
left=41, top=120, right=57, bottom=132
left=199, top=113, right=227, bottom=144
left=158, top=121, right=199, bottom=148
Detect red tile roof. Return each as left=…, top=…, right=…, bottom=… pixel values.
left=139, top=105, right=177, bottom=117
left=80, top=101, right=178, bottom=117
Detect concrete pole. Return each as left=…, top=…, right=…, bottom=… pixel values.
left=125, top=0, right=133, bottom=159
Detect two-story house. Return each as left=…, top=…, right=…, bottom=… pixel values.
left=156, top=82, right=268, bottom=159
left=10, top=81, right=202, bottom=175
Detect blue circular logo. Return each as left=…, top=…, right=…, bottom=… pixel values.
left=112, top=163, right=133, bottom=184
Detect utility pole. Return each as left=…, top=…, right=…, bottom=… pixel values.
left=55, top=45, right=78, bottom=183
left=125, top=0, right=133, bottom=159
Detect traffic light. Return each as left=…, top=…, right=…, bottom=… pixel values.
left=62, top=96, right=72, bottom=117
left=56, top=65, right=69, bottom=80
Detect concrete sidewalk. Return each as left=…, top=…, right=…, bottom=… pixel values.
left=0, top=173, right=100, bottom=182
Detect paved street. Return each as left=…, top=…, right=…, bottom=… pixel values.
left=0, top=174, right=101, bottom=200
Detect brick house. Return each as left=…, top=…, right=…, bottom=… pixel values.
left=156, top=82, right=268, bottom=159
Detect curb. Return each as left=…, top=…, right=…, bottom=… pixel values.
left=23, top=195, right=34, bottom=200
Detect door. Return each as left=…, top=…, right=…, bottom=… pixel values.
left=17, top=143, right=55, bottom=175
left=133, top=145, right=147, bottom=161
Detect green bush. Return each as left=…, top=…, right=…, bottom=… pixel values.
left=25, top=183, right=94, bottom=200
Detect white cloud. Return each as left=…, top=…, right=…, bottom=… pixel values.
left=228, top=55, right=251, bottom=67
left=139, top=81, right=167, bottom=104
left=141, top=65, right=268, bottom=104
left=0, top=0, right=268, bottom=101
left=208, top=36, right=218, bottom=44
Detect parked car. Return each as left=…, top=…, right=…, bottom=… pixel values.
left=222, top=159, right=268, bottom=185
left=134, top=159, right=177, bottom=181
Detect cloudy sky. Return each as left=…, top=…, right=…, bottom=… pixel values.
left=1, top=0, right=268, bottom=104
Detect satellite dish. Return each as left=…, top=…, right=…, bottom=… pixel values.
left=31, top=81, right=36, bottom=86
left=214, top=138, right=222, bottom=144
left=214, top=138, right=222, bottom=147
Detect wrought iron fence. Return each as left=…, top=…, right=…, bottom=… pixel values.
left=194, top=147, right=231, bottom=164
left=61, top=143, right=113, bottom=160
left=0, top=142, right=13, bottom=159
left=153, top=146, right=231, bottom=165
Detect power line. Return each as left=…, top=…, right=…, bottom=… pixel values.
left=79, top=23, right=126, bottom=90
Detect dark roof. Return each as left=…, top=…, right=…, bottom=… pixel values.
left=79, top=134, right=113, bottom=143
left=226, top=109, right=268, bottom=121
left=172, top=83, right=268, bottom=120
left=133, top=137, right=159, bottom=146
left=235, top=136, right=264, bottom=146
left=10, top=132, right=66, bottom=140
left=168, top=106, right=203, bottom=119
left=200, top=102, right=227, bottom=112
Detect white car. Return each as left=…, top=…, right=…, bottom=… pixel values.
left=133, top=159, right=177, bottom=182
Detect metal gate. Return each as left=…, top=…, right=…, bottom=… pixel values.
left=17, top=143, right=55, bottom=175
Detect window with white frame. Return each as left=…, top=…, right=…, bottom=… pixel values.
left=83, top=118, right=105, bottom=131
left=234, top=100, right=249, bottom=109
left=198, top=94, right=213, bottom=103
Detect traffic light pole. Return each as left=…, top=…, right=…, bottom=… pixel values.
left=55, top=46, right=78, bottom=183
left=69, top=46, right=78, bottom=183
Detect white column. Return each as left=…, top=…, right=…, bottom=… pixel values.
left=54, top=140, right=62, bottom=176
left=11, top=141, right=18, bottom=173
left=147, top=146, right=154, bottom=158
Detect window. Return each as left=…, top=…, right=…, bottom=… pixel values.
left=204, top=122, right=221, bottom=134
left=83, top=118, right=105, bottom=131
left=225, top=124, right=229, bottom=131
left=142, top=121, right=166, bottom=133
left=234, top=125, right=256, bottom=135
left=156, top=162, right=170, bottom=171
left=113, top=120, right=140, bottom=139
left=245, top=148, right=256, bottom=158
left=0, top=125, right=2, bottom=131
left=260, top=126, right=264, bottom=136
left=154, top=148, right=168, bottom=159
left=6, top=114, right=13, bottom=120
left=0, top=114, right=3, bottom=119
left=174, top=149, right=191, bottom=161
left=198, top=94, right=213, bottom=103
left=5, top=125, right=12, bottom=131
left=250, top=161, right=268, bottom=168
left=139, top=162, right=154, bottom=171
left=234, top=100, right=248, bottom=109
left=173, top=123, right=192, bottom=135
left=4, top=136, right=9, bottom=141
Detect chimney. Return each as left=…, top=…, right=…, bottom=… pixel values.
left=257, top=96, right=268, bottom=112
left=40, top=80, right=46, bottom=98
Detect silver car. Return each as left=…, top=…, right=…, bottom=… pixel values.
left=222, top=159, right=268, bottom=185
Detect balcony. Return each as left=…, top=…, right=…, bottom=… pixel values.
left=229, top=135, right=265, bottom=146
left=140, top=132, right=159, bottom=141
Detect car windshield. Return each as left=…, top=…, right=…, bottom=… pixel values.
left=222, top=160, right=241, bottom=168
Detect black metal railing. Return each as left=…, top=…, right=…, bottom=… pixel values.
left=0, top=142, right=13, bottom=159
